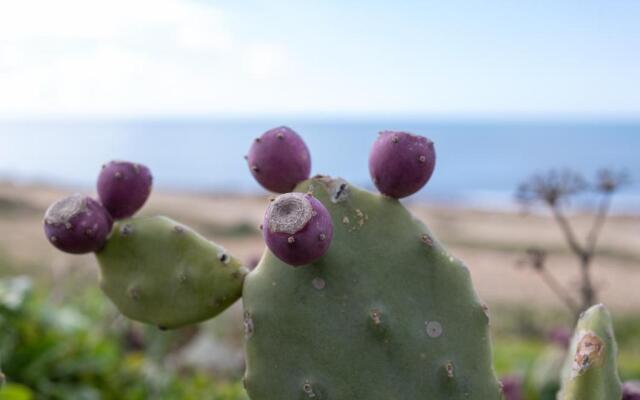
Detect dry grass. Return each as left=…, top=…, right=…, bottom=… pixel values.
left=1, top=181, right=639, bottom=313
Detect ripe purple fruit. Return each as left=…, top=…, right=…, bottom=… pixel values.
left=246, top=126, right=311, bottom=193
left=624, top=381, right=640, bottom=400
left=369, top=131, right=436, bottom=198
left=262, top=192, right=333, bottom=266
left=97, top=161, right=153, bottom=219
left=44, top=194, right=113, bottom=254
left=500, top=375, right=523, bottom=400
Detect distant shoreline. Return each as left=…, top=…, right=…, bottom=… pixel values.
left=2, top=119, right=638, bottom=213
left=2, top=178, right=638, bottom=216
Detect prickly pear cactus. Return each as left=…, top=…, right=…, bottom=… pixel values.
left=48, top=131, right=628, bottom=400
left=96, top=216, right=247, bottom=329
left=557, top=304, right=622, bottom=400
left=242, top=176, right=502, bottom=400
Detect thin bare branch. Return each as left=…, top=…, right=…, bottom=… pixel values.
left=585, top=193, right=612, bottom=257
left=550, top=205, right=585, bottom=258
left=537, top=267, right=580, bottom=314
left=595, top=168, right=630, bottom=194
left=518, top=248, right=580, bottom=314
left=516, top=167, right=631, bottom=318
left=515, top=169, right=587, bottom=207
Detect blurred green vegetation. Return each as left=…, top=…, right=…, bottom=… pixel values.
left=0, top=252, right=638, bottom=400
left=491, top=303, right=640, bottom=400
left=0, top=251, right=248, bottom=400
left=0, top=278, right=247, bottom=400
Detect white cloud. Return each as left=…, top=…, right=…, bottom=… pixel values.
left=0, top=0, right=290, bottom=116
left=243, top=43, right=289, bottom=80
left=1, top=1, right=637, bottom=118
left=0, top=0, right=227, bottom=42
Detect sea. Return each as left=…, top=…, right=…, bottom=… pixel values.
left=1, top=118, right=638, bottom=212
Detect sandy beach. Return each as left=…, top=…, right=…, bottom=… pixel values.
left=1, top=181, right=639, bottom=313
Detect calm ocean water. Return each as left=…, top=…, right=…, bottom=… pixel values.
left=1, top=118, right=638, bottom=211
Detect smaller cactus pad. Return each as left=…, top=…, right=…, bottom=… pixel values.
left=96, top=216, right=247, bottom=329
left=558, top=304, right=622, bottom=400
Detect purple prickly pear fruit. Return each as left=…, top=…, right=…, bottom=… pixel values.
left=624, top=381, right=640, bottom=400
left=246, top=126, right=311, bottom=193
left=368, top=131, right=436, bottom=198
left=262, top=192, right=333, bottom=266
left=500, top=375, right=523, bottom=400
left=97, top=161, right=153, bottom=219
left=43, top=194, right=113, bottom=254
left=548, top=326, right=572, bottom=348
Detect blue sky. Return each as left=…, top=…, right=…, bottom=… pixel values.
left=0, top=0, right=638, bottom=118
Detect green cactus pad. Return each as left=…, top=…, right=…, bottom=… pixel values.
left=96, top=216, right=247, bottom=329
left=558, top=304, right=622, bottom=400
left=243, top=176, right=502, bottom=400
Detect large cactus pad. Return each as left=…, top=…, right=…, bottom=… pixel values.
left=558, top=304, right=622, bottom=400
left=243, top=176, right=502, bottom=400
left=96, top=216, right=247, bottom=329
